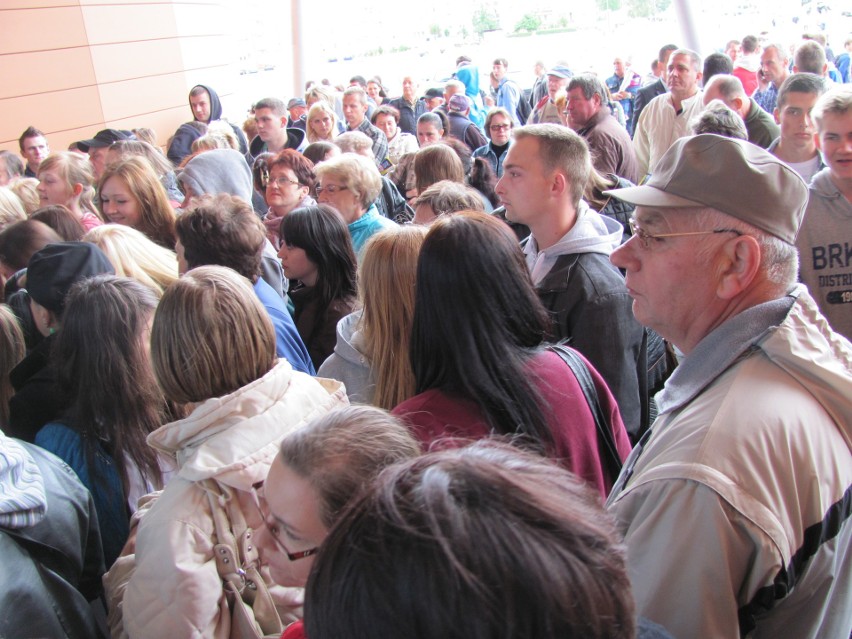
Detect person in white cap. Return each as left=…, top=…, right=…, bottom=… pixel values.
left=604, top=133, right=852, bottom=638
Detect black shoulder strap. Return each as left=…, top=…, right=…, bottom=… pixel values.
left=548, top=345, right=623, bottom=482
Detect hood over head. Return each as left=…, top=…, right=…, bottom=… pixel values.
left=179, top=148, right=253, bottom=203
left=190, top=84, right=223, bottom=123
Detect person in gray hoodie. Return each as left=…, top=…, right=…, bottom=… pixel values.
left=178, top=148, right=286, bottom=299
left=795, top=88, right=852, bottom=341
left=318, top=226, right=425, bottom=409
left=495, top=124, right=647, bottom=439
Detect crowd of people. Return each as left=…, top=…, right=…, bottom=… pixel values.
left=0, top=29, right=850, bottom=639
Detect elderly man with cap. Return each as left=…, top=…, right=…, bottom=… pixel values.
left=604, top=134, right=852, bottom=638
left=8, top=242, right=115, bottom=442
left=446, top=94, right=487, bottom=152
left=423, top=87, right=444, bottom=111
left=528, top=64, right=572, bottom=125
left=286, top=97, right=307, bottom=131
left=76, top=128, right=132, bottom=180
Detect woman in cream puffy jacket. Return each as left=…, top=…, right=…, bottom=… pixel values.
left=105, top=266, right=347, bottom=638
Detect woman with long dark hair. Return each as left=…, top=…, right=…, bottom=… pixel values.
left=392, top=211, right=631, bottom=497
left=35, top=275, right=171, bottom=566
left=279, top=205, right=358, bottom=370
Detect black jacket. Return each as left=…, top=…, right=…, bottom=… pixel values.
left=8, top=334, right=67, bottom=443
left=536, top=252, right=646, bottom=438
left=0, top=442, right=105, bottom=638
left=630, top=79, right=666, bottom=139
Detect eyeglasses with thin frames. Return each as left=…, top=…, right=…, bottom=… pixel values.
left=249, top=482, right=319, bottom=562
left=315, top=184, right=348, bottom=195
left=628, top=217, right=742, bottom=250
left=268, top=176, right=302, bottom=189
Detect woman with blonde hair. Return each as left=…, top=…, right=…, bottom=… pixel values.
left=0, top=305, right=25, bottom=429
left=0, top=187, right=27, bottom=232
left=314, top=154, right=396, bottom=257
left=306, top=102, right=340, bottom=144
left=84, top=224, right=179, bottom=295
left=7, top=177, right=40, bottom=215
left=36, top=152, right=103, bottom=231
left=98, top=157, right=177, bottom=249
left=109, top=265, right=347, bottom=638
left=319, top=226, right=425, bottom=408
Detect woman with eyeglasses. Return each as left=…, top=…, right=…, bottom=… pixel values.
left=279, top=205, right=358, bottom=371
left=110, top=265, right=347, bottom=639
left=314, top=154, right=396, bottom=258
left=471, top=107, right=514, bottom=178
left=255, top=405, right=420, bottom=639
left=256, top=150, right=317, bottom=250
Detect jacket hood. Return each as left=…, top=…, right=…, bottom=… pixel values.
left=810, top=167, right=839, bottom=198
left=547, top=201, right=623, bottom=257
left=249, top=128, right=306, bottom=160
left=734, top=54, right=761, bottom=73
left=758, top=288, right=852, bottom=450
left=331, top=310, right=367, bottom=366
left=525, top=202, right=623, bottom=284
left=146, top=360, right=347, bottom=489
left=0, top=432, right=46, bottom=529
left=190, top=84, right=222, bottom=123
left=178, top=148, right=253, bottom=203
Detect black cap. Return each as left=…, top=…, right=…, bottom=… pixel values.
left=424, top=88, right=443, bottom=99
left=76, top=129, right=132, bottom=152
left=27, top=242, right=115, bottom=315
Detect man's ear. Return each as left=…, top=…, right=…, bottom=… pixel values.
left=716, top=235, right=762, bottom=300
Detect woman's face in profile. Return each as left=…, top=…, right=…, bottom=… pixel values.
left=255, top=458, right=328, bottom=587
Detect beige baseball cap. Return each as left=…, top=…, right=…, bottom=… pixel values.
left=604, top=134, right=808, bottom=244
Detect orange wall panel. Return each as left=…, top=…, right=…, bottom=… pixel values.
left=90, top=40, right=188, bottom=84
left=0, top=7, right=89, bottom=55
left=0, top=0, right=239, bottom=156
left=0, top=49, right=97, bottom=101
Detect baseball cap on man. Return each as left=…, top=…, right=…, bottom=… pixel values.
left=287, top=98, right=307, bottom=109
left=547, top=65, right=573, bottom=79
left=603, top=134, right=808, bottom=244
left=447, top=94, right=470, bottom=113
left=76, top=129, right=132, bottom=152
left=424, top=88, right=443, bottom=99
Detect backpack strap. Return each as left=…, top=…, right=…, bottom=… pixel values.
left=548, top=345, right=623, bottom=482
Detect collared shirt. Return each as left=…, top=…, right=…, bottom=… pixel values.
left=633, top=91, right=704, bottom=178
left=753, top=83, right=778, bottom=114
left=351, top=119, right=389, bottom=164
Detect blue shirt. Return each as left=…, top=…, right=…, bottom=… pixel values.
left=348, top=204, right=396, bottom=258
left=254, top=278, right=315, bottom=375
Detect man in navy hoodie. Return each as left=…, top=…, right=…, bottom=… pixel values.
left=167, top=84, right=248, bottom=166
